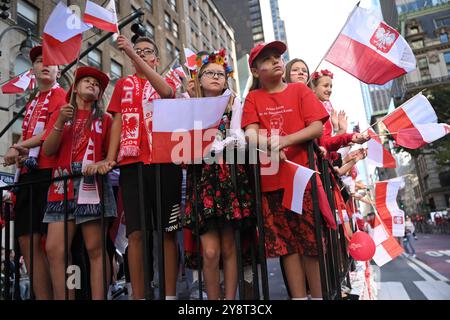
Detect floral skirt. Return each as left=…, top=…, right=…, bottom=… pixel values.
left=262, top=189, right=324, bottom=258
left=183, top=163, right=255, bottom=234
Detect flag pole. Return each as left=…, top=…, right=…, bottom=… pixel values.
left=306, top=1, right=360, bottom=86
left=361, top=89, right=426, bottom=134
left=256, top=149, right=321, bottom=174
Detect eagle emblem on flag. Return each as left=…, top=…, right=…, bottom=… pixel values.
left=370, top=22, right=399, bottom=53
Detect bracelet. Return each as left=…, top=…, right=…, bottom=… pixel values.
left=53, top=125, right=64, bottom=132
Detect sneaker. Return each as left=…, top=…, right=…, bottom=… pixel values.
left=412, top=254, right=416, bottom=258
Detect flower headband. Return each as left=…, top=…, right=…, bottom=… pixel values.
left=193, top=49, right=234, bottom=78
left=311, top=69, right=334, bottom=80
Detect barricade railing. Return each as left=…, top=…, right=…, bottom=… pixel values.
left=1, top=141, right=353, bottom=300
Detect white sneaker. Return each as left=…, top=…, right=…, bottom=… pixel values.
left=412, top=254, right=416, bottom=258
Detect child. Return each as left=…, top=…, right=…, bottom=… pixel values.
left=242, top=41, right=334, bottom=299
left=95, top=35, right=181, bottom=300
left=183, top=50, right=253, bottom=300
left=3, top=46, right=66, bottom=299
left=42, top=66, right=116, bottom=300
left=310, top=70, right=370, bottom=151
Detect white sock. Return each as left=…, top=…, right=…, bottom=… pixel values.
left=166, top=295, right=177, bottom=300
left=311, top=297, right=323, bottom=300
left=292, top=297, right=308, bottom=300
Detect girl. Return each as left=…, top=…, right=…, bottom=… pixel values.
left=242, top=41, right=336, bottom=300
left=310, top=70, right=370, bottom=150
left=41, top=66, right=116, bottom=300
left=183, top=49, right=254, bottom=300
left=3, top=46, right=66, bottom=299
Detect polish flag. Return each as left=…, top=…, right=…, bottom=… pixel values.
left=280, top=160, right=316, bottom=215
left=375, top=178, right=405, bottom=237
left=165, top=64, right=187, bottom=89
left=366, top=128, right=396, bottom=168
left=151, top=92, right=231, bottom=163
left=84, top=0, right=119, bottom=34
left=382, top=94, right=437, bottom=140
left=1, top=70, right=35, bottom=94
left=372, top=236, right=404, bottom=267
left=325, top=6, right=416, bottom=85
left=184, top=48, right=198, bottom=70
left=396, top=123, right=450, bottom=149
left=367, top=212, right=389, bottom=246
left=43, top=2, right=92, bottom=66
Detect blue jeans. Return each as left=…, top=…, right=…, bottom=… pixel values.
left=403, top=234, right=416, bottom=255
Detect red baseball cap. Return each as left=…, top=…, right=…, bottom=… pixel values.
left=29, top=46, right=43, bottom=63
left=66, top=66, right=110, bottom=103
left=248, top=41, right=287, bottom=68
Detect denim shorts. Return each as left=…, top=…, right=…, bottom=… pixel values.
left=43, top=163, right=117, bottom=225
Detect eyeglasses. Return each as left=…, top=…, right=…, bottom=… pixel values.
left=135, top=48, right=157, bottom=56
left=201, top=71, right=226, bottom=79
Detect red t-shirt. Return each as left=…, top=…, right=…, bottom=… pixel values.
left=242, top=82, right=329, bottom=192
left=43, top=109, right=112, bottom=163
left=23, top=87, right=67, bottom=169
left=107, top=75, right=176, bottom=165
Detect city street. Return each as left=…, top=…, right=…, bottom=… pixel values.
left=378, top=233, right=450, bottom=300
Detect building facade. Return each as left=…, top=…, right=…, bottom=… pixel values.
left=393, top=0, right=450, bottom=212
left=269, top=0, right=289, bottom=61
left=212, top=0, right=265, bottom=97
left=212, top=0, right=264, bottom=59
left=0, top=0, right=239, bottom=173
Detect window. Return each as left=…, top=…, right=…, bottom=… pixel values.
left=172, top=21, right=179, bottom=38
left=175, top=47, right=180, bottom=59
left=445, top=52, right=450, bottom=75
left=145, top=0, right=153, bottom=13
left=110, top=59, right=123, bottom=83
left=411, top=39, right=424, bottom=49
left=87, top=48, right=102, bottom=69
left=418, top=57, right=428, bottom=69
left=253, top=33, right=264, bottom=42
left=146, top=22, right=155, bottom=39
left=440, top=33, right=449, bottom=43
left=409, top=26, right=419, bottom=35
left=435, top=17, right=450, bottom=28
left=166, top=40, right=174, bottom=59
left=169, top=0, right=177, bottom=12
left=17, top=0, right=38, bottom=36
left=164, top=12, right=172, bottom=30
left=420, top=69, right=431, bottom=81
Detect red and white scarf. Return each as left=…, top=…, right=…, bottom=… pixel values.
left=22, top=83, right=60, bottom=159
left=118, top=75, right=159, bottom=162
left=48, top=113, right=103, bottom=204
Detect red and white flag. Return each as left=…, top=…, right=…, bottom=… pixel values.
left=280, top=160, right=316, bottom=215
left=151, top=93, right=231, bottom=163
left=84, top=0, right=119, bottom=34
left=396, top=123, right=450, bottom=149
left=375, top=178, right=405, bottom=237
left=383, top=94, right=437, bottom=138
left=366, top=128, right=396, bottom=168
left=367, top=212, right=389, bottom=246
left=1, top=69, right=35, bottom=94
left=372, top=236, right=404, bottom=267
left=184, top=48, right=197, bottom=70
left=43, top=2, right=92, bottom=66
left=325, top=6, right=416, bottom=85
left=165, top=64, right=187, bottom=89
